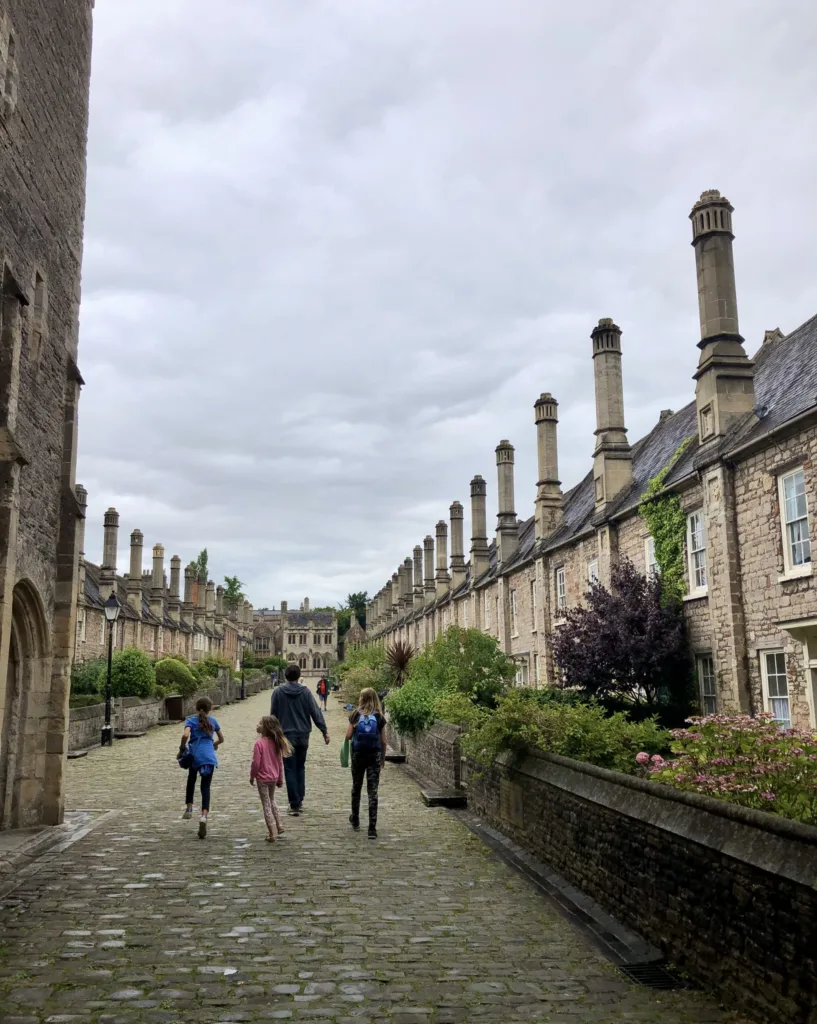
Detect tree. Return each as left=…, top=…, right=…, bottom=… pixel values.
left=386, top=640, right=415, bottom=687
left=109, top=648, right=156, bottom=699
left=194, top=548, right=208, bottom=580
left=223, top=575, right=245, bottom=613
left=550, top=558, right=693, bottom=725
left=346, top=592, right=368, bottom=629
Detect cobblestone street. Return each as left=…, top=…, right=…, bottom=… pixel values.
left=0, top=692, right=746, bottom=1023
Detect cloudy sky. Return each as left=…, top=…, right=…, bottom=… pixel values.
left=78, top=0, right=817, bottom=609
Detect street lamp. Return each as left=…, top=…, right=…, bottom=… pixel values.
left=239, top=634, right=248, bottom=700
left=101, top=592, right=121, bottom=747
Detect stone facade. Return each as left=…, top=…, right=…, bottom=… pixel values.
left=0, top=0, right=94, bottom=828
left=74, top=502, right=254, bottom=668
left=253, top=598, right=338, bottom=679
left=369, top=190, right=817, bottom=730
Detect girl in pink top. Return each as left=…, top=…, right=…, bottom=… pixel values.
left=250, top=715, right=291, bottom=842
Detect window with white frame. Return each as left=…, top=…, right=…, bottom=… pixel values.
left=645, top=536, right=658, bottom=576
left=515, top=658, right=529, bottom=687
left=761, top=650, right=790, bottom=729
left=587, top=559, right=599, bottom=584
left=555, top=566, right=566, bottom=614
left=530, top=581, right=537, bottom=631
left=687, top=511, right=707, bottom=592
left=510, top=588, right=518, bottom=636
left=779, top=468, right=811, bottom=572
left=696, top=654, right=717, bottom=716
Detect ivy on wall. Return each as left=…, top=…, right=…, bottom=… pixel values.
left=638, top=437, right=694, bottom=603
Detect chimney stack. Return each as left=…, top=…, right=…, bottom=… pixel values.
left=383, top=581, right=392, bottom=626
left=534, top=393, right=564, bottom=540
left=150, top=544, right=165, bottom=618
left=423, top=535, right=436, bottom=605
left=127, top=529, right=144, bottom=613
left=591, top=319, right=632, bottom=509
left=99, top=507, right=119, bottom=593
left=169, top=555, right=182, bottom=623
left=391, top=571, right=400, bottom=621
left=413, top=545, right=424, bottom=609
left=195, top=573, right=206, bottom=630
left=450, top=501, right=466, bottom=588
left=495, top=440, right=518, bottom=565
left=206, top=580, right=216, bottom=632
left=690, top=189, right=755, bottom=444
left=216, top=584, right=224, bottom=625
left=396, top=564, right=407, bottom=617
left=470, top=475, right=490, bottom=580
left=435, top=520, right=450, bottom=597
left=182, top=564, right=195, bottom=626
left=75, top=484, right=88, bottom=558
left=403, top=556, right=414, bottom=611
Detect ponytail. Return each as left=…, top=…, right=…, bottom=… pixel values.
left=195, top=696, right=214, bottom=735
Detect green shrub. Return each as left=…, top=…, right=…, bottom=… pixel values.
left=69, top=692, right=104, bottom=709
left=339, top=666, right=383, bottom=705
left=408, top=627, right=514, bottom=708
left=386, top=679, right=437, bottom=735
left=433, top=691, right=489, bottom=729
left=194, top=654, right=233, bottom=682
left=70, top=658, right=104, bottom=695
left=109, top=648, right=156, bottom=699
left=155, top=657, right=198, bottom=698
left=164, top=652, right=189, bottom=666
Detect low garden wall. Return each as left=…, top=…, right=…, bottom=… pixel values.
left=391, top=722, right=817, bottom=1024
left=387, top=721, right=462, bottom=790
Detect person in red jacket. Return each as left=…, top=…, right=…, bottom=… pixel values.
left=316, top=677, right=329, bottom=711
left=250, top=715, right=291, bottom=842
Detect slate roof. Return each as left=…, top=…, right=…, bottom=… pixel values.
left=284, top=612, right=335, bottom=628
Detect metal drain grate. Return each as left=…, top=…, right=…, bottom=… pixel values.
left=618, top=962, right=687, bottom=990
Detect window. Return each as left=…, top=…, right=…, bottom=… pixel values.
left=687, top=511, right=707, bottom=592
left=313, top=656, right=321, bottom=669
left=510, top=588, right=518, bottom=636
left=484, top=592, right=490, bottom=626
left=555, top=567, right=566, bottom=614
left=288, top=633, right=295, bottom=645
left=325, top=633, right=332, bottom=645
left=697, top=655, right=717, bottom=716
left=761, top=651, right=790, bottom=729
left=313, top=634, right=321, bottom=646
left=147, top=628, right=155, bottom=652
left=780, top=468, right=811, bottom=571
left=299, top=655, right=307, bottom=669
left=299, top=633, right=306, bottom=645
left=699, top=405, right=714, bottom=440
left=77, top=608, right=86, bottom=643
left=463, top=601, right=468, bottom=628
left=515, top=659, right=529, bottom=687
left=587, top=559, right=599, bottom=585
left=645, top=536, right=658, bottom=577
left=530, top=581, right=537, bottom=632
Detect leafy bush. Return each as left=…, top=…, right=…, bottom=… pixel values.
left=433, top=691, right=489, bottom=729
left=643, top=714, right=817, bottom=825
left=386, top=680, right=437, bottom=735
left=339, top=666, right=384, bottom=705
left=194, top=654, right=233, bottom=682
left=70, top=658, right=104, bottom=695
left=462, top=689, right=670, bottom=773
left=69, top=693, right=104, bottom=709
left=263, top=656, right=288, bottom=673
left=155, top=657, right=198, bottom=698
left=109, top=648, right=156, bottom=699
left=408, top=627, right=515, bottom=708
left=164, top=652, right=189, bottom=666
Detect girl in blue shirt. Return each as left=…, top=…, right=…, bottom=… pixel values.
left=180, top=696, right=224, bottom=838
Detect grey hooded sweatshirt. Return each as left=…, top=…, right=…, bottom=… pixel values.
left=270, top=682, right=328, bottom=745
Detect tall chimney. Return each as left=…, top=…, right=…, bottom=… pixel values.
left=216, top=584, right=224, bottom=624
left=391, top=571, right=400, bottom=621
left=127, top=529, right=144, bottom=613
left=403, top=556, right=414, bottom=611
left=449, top=501, right=466, bottom=588
left=423, top=535, right=436, bottom=605
left=169, top=555, right=182, bottom=623
left=195, top=573, right=206, bottom=630
left=75, top=484, right=88, bottom=558
left=182, top=563, right=195, bottom=626
left=435, top=520, right=450, bottom=597
left=470, top=475, right=490, bottom=579
left=206, top=580, right=216, bottom=632
left=99, top=507, right=119, bottom=593
left=396, top=564, right=407, bottom=617
left=690, top=190, right=755, bottom=444
left=591, top=319, right=632, bottom=509
left=383, top=581, right=393, bottom=626
left=495, top=440, right=518, bottom=565
left=534, top=393, right=565, bottom=540
left=150, top=543, right=165, bottom=618
left=413, top=546, right=424, bottom=609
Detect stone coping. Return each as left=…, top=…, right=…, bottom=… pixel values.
left=500, top=748, right=817, bottom=888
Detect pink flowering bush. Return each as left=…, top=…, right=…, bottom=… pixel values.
left=637, top=713, right=817, bottom=825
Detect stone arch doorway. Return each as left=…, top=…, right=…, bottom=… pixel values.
left=0, top=580, right=50, bottom=829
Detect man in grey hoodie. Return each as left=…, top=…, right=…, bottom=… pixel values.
left=270, top=664, right=330, bottom=815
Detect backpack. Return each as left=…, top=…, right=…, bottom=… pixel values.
left=353, top=712, right=380, bottom=752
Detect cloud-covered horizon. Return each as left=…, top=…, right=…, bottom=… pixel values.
left=78, top=0, right=817, bottom=608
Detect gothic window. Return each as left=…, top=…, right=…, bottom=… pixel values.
left=298, top=655, right=307, bottom=669
left=779, top=468, right=811, bottom=573
left=312, top=656, right=320, bottom=669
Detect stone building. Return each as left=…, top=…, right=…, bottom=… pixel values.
left=368, top=190, right=817, bottom=731
left=74, top=501, right=254, bottom=667
left=0, top=1, right=94, bottom=828
left=253, top=598, right=337, bottom=678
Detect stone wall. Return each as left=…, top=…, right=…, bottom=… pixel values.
left=388, top=722, right=463, bottom=790
left=466, top=748, right=817, bottom=1024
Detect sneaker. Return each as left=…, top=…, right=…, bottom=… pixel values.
left=198, top=817, right=207, bottom=839
left=182, top=809, right=193, bottom=820
left=287, top=807, right=300, bottom=817
left=367, top=826, right=377, bottom=840
left=349, top=814, right=360, bottom=831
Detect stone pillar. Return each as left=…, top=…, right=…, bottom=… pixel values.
left=690, top=190, right=755, bottom=446
left=206, top=580, right=216, bottom=632
left=424, top=535, right=436, bottom=605
left=150, top=544, right=164, bottom=618
left=534, top=393, right=565, bottom=541
left=591, top=318, right=633, bottom=511
left=126, top=529, right=143, bottom=613
left=435, top=521, right=450, bottom=597
left=182, top=564, right=195, bottom=626
left=413, top=545, right=424, bottom=609
left=99, top=507, right=119, bottom=593
left=495, top=441, right=518, bottom=565
left=470, top=475, right=490, bottom=580
left=169, top=555, right=182, bottom=623
left=450, top=501, right=466, bottom=588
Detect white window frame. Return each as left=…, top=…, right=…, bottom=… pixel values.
left=761, top=649, right=791, bottom=730
left=510, top=588, right=518, bottom=637
left=530, top=580, right=537, bottom=632
left=587, top=559, right=599, bottom=585
left=696, top=654, right=717, bottom=716
left=514, top=658, right=529, bottom=687
left=555, top=566, right=566, bottom=614
left=687, top=510, right=708, bottom=594
left=645, top=536, right=658, bottom=577
left=779, top=468, right=812, bottom=577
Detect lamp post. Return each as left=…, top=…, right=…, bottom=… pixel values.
left=102, top=592, right=122, bottom=747
left=239, top=634, right=248, bottom=700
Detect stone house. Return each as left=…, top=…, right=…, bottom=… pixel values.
left=74, top=501, right=254, bottom=668
left=0, top=0, right=94, bottom=828
left=368, top=190, right=817, bottom=731
left=253, top=598, right=338, bottom=678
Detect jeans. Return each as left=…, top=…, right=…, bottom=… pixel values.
left=186, top=767, right=213, bottom=811
left=283, top=740, right=309, bottom=809
left=351, top=751, right=381, bottom=829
